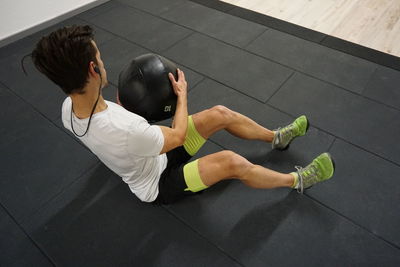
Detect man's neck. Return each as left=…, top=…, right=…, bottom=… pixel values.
left=70, top=90, right=108, bottom=119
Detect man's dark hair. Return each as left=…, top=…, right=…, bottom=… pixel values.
left=30, top=25, right=98, bottom=95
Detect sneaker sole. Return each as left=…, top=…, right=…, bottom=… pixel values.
left=325, top=152, right=336, bottom=178
left=278, top=117, right=310, bottom=151
left=305, top=117, right=310, bottom=134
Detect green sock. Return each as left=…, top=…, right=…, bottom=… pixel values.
left=290, top=172, right=299, bottom=189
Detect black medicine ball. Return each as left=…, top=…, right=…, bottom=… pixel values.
left=118, top=53, right=178, bottom=122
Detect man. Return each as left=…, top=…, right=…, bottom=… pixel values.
left=29, top=25, right=335, bottom=204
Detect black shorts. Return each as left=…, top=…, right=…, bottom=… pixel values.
left=154, top=146, right=196, bottom=204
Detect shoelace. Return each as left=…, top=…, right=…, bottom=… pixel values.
left=278, top=123, right=296, bottom=144
left=295, top=166, right=304, bottom=194
left=295, top=164, right=319, bottom=194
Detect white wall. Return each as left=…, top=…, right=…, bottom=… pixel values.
left=0, top=0, right=109, bottom=48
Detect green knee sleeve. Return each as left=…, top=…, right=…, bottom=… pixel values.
left=183, top=160, right=208, bottom=192
left=183, top=115, right=206, bottom=156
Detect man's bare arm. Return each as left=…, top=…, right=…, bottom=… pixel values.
left=159, top=69, right=188, bottom=154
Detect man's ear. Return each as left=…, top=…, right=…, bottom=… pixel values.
left=89, top=61, right=99, bottom=75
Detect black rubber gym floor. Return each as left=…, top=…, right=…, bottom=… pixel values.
left=1, top=0, right=400, bottom=266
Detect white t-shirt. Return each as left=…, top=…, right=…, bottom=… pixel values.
left=61, top=97, right=168, bottom=202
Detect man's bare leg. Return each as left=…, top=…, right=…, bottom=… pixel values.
left=191, top=105, right=274, bottom=142
left=196, top=150, right=294, bottom=188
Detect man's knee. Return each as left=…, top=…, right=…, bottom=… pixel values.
left=210, top=105, right=235, bottom=124
left=222, top=150, right=251, bottom=177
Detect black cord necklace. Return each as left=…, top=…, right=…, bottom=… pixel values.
left=70, top=74, right=102, bottom=137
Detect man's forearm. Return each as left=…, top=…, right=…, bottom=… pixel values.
left=172, top=96, right=188, bottom=141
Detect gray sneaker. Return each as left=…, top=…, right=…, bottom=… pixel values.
left=272, top=115, right=309, bottom=150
